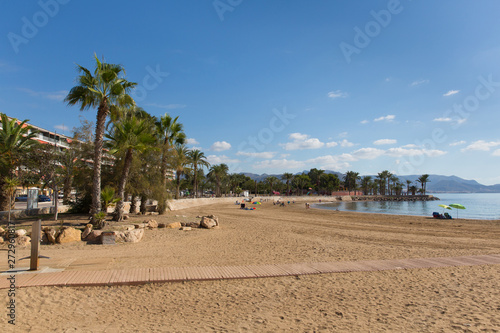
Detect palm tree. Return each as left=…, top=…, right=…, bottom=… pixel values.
left=187, top=149, right=210, bottom=198
left=389, top=175, right=399, bottom=195
left=360, top=176, right=372, bottom=195
left=105, top=113, right=155, bottom=221
left=281, top=172, right=293, bottom=196
left=208, top=164, right=229, bottom=197
left=293, top=174, right=310, bottom=196
left=155, top=113, right=186, bottom=187
left=406, top=180, right=412, bottom=196
left=65, top=54, right=137, bottom=218
left=343, top=171, right=360, bottom=195
left=265, top=176, right=280, bottom=195
left=172, top=144, right=190, bottom=199
left=416, top=174, right=431, bottom=195
left=0, top=114, right=39, bottom=210
left=377, top=170, right=392, bottom=195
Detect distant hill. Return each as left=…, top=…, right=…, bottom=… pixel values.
left=241, top=171, right=500, bottom=193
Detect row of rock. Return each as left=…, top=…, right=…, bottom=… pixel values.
left=0, top=215, right=220, bottom=247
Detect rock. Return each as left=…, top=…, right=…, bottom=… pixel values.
left=42, top=228, right=56, bottom=244
left=0, top=226, right=5, bottom=235
left=134, top=223, right=146, bottom=229
left=85, top=230, right=103, bottom=244
left=101, top=231, right=116, bottom=245
left=120, top=229, right=144, bottom=243
left=145, top=219, right=158, bottom=229
left=158, top=223, right=166, bottom=228
left=166, top=222, right=182, bottom=229
left=181, top=227, right=191, bottom=231
left=115, top=231, right=125, bottom=242
left=200, top=216, right=217, bottom=229
left=123, top=215, right=129, bottom=220
left=57, top=227, right=82, bottom=244
left=15, top=229, right=27, bottom=237
left=184, top=221, right=200, bottom=228
left=121, top=225, right=135, bottom=231
left=81, top=224, right=93, bottom=240
left=15, top=235, right=31, bottom=247
left=0, top=236, right=4, bottom=243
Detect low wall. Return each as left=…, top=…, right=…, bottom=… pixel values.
left=0, top=206, right=70, bottom=220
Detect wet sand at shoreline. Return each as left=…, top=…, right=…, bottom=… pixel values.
left=2, top=200, right=500, bottom=332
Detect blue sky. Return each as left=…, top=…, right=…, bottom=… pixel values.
left=2, top=1, right=500, bottom=184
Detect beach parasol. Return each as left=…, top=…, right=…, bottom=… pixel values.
left=438, top=204, right=452, bottom=214
left=449, top=203, right=466, bottom=218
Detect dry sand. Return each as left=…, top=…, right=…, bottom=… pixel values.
left=1, top=199, right=500, bottom=332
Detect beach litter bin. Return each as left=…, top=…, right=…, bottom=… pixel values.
left=101, top=231, right=116, bottom=245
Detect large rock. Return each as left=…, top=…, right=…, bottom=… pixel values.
left=85, top=230, right=103, bottom=244
left=183, top=221, right=200, bottom=228
left=200, top=216, right=218, bottom=229
left=145, top=219, right=158, bottom=229
left=81, top=224, right=93, bottom=239
left=0, top=236, right=4, bottom=243
left=0, top=226, right=5, bottom=236
left=42, top=228, right=57, bottom=245
left=166, top=222, right=182, bottom=229
left=118, top=229, right=144, bottom=243
left=15, top=235, right=31, bottom=247
left=56, top=227, right=82, bottom=244
left=15, top=229, right=27, bottom=237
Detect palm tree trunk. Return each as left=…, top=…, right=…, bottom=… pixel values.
left=113, top=149, right=133, bottom=221
left=193, top=165, right=198, bottom=198
left=91, top=102, right=109, bottom=217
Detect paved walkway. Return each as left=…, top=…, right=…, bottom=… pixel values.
left=1, top=254, right=499, bottom=289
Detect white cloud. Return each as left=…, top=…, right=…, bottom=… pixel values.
left=492, top=149, right=500, bottom=156
left=253, top=159, right=306, bottom=170
left=19, top=88, right=68, bottom=101
left=374, top=115, right=395, bottom=122
left=186, top=138, right=199, bottom=145
left=54, top=124, right=70, bottom=132
left=211, top=141, right=231, bottom=151
left=386, top=147, right=447, bottom=157
left=281, top=133, right=325, bottom=150
left=326, top=141, right=338, bottom=148
left=338, top=132, right=348, bottom=138
left=327, top=90, right=348, bottom=99
left=339, top=139, right=355, bottom=148
left=373, top=139, right=397, bottom=145
left=433, top=117, right=453, bottom=122
left=410, top=79, right=429, bottom=86
left=401, top=144, right=419, bottom=148
left=236, top=151, right=276, bottom=159
left=443, top=90, right=460, bottom=97
left=351, top=148, right=385, bottom=159
left=206, top=155, right=239, bottom=164
left=360, top=120, right=369, bottom=124
left=461, top=140, right=500, bottom=152
left=307, top=155, right=352, bottom=170
left=449, top=140, right=466, bottom=146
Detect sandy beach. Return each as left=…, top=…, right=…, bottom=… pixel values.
left=2, top=199, right=500, bottom=332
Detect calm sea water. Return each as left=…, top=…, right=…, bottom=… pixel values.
left=313, top=193, right=500, bottom=220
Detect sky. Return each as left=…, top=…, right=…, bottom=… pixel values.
left=1, top=0, right=500, bottom=184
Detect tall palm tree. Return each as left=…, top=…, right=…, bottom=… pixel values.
left=155, top=113, right=186, bottom=187
left=208, top=164, right=228, bottom=197
left=416, top=174, right=431, bottom=195
left=360, top=176, right=372, bottom=195
left=105, top=113, right=156, bottom=221
left=187, top=149, right=210, bottom=198
left=0, top=114, right=39, bottom=210
left=343, top=171, right=360, bottom=195
left=172, top=144, right=190, bottom=199
left=406, top=180, right=412, bottom=196
left=265, top=176, right=280, bottom=195
left=281, top=172, right=293, bottom=196
left=65, top=54, right=137, bottom=218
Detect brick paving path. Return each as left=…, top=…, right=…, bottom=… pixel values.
left=1, top=254, right=499, bottom=289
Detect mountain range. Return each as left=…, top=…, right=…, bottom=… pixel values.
left=242, top=171, right=500, bottom=193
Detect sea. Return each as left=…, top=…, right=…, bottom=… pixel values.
left=313, top=193, right=500, bottom=220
